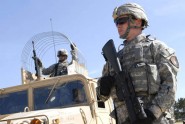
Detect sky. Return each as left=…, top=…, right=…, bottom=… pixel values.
left=0, top=0, right=184, bottom=100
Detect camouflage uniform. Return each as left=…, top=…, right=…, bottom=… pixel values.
left=97, top=3, right=179, bottom=124
left=42, top=60, right=68, bottom=77
left=98, top=34, right=179, bottom=124
left=42, top=49, right=69, bottom=77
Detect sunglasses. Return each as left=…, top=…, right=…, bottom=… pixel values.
left=58, top=55, right=67, bottom=57
left=114, top=17, right=129, bottom=26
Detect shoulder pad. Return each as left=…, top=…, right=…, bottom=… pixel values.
left=159, top=45, right=179, bottom=68
left=151, top=40, right=175, bottom=57
left=150, top=39, right=179, bottom=69
left=160, top=47, right=175, bottom=58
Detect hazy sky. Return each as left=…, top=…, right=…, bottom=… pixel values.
left=0, top=0, right=184, bottom=100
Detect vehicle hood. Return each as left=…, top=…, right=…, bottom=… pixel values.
left=0, top=106, right=92, bottom=124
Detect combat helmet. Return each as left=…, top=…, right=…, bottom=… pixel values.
left=113, top=3, right=148, bottom=29
left=57, top=49, right=68, bottom=57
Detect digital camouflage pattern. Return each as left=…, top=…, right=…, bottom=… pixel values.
left=42, top=60, right=68, bottom=77
left=97, top=34, right=179, bottom=124
left=112, top=3, right=148, bottom=29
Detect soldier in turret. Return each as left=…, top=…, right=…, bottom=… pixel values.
left=37, top=49, right=69, bottom=77
left=97, top=3, right=179, bottom=124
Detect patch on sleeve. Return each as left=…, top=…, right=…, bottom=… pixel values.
left=170, top=56, right=179, bottom=68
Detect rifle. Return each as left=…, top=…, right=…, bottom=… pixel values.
left=32, top=41, right=41, bottom=79
left=102, top=39, right=147, bottom=124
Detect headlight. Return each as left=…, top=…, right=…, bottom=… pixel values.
left=30, top=119, right=42, bottom=124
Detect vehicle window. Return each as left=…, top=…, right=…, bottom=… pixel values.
left=0, top=90, right=28, bottom=115
left=33, top=80, right=87, bottom=110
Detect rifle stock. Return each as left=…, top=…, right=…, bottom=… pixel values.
left=102, top=39, right=147, bottom=124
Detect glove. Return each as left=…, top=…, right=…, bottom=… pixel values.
left=99, top=76, right=115, bottom=96
left=136, top=109, right=156, bottom=124
left=37, top=58, right=43, bottom=67
left=32, top=57, right=43, bottom=67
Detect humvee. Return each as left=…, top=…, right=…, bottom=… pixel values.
left=0, top=32, right=116, bottom=124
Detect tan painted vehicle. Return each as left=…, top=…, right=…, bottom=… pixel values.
left=0, top=32, right=116, bottom=124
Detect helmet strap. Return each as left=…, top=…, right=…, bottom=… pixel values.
left=130, top=25, right=142, bottom=29
left=120, top=16, right=132, bottom=39
left=129, top=16, right=143, bottom=29
left=119, top=16, right=142, bottom=39
left=120, top=25, right=130, bottom=39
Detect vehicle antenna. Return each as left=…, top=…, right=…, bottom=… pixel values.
left=50, top=18, right=57, bottom=63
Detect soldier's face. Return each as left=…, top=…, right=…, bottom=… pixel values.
left=115, top=16, right=129, bottom=36
left=58, top=55, right=67, bottom=62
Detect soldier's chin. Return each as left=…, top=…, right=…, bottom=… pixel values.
left=119, top=34, right=126, bottom=39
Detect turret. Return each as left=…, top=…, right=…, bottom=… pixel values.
left=21, top=31, right=88, bottom=84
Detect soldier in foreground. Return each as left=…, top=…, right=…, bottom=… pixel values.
left=97, top=3, right=179, bottom=124
left=37, top=49, right=69, bottom=77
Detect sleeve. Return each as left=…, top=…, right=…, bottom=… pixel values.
left=97, top=62, right=116, bottom=101
left=102, top=62, right=116, bottom=76
left=42, top=64, right=56, bottom=75
left=149, top=41, right=179, bottom=119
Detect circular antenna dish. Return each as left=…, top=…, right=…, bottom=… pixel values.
left=21, top=31, right=86, bottom=74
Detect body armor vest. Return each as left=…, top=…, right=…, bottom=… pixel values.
left=118, top=35, right=160, bottom=95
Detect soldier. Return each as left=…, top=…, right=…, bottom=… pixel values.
left=97, top=3, right=179, bottom=124
left=37, top=49, right=69, bottom=77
